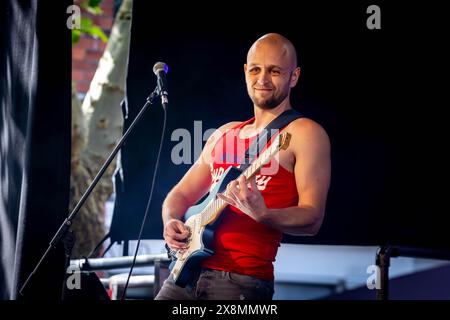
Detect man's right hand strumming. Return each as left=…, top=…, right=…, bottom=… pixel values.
left=163, top=218, right=190, bottom=251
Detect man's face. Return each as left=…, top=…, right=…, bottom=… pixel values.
left=245, top=43, right=298, bottom=110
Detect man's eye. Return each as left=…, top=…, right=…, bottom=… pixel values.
left=249, top=68, right=260, bottom=74
left=271, top=70, right=281, bottom=75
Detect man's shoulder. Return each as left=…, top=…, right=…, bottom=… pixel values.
left=285, top=117, right=328, bottom=136
left=284, top=117, right=330, bottom=152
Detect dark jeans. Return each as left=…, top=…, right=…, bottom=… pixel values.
left=154, top=268, right=274, bottom=300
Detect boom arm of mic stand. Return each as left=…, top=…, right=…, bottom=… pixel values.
left=19, top=88, right=160, bottom=297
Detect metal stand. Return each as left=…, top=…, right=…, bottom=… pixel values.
left=375, top=245, right=450, bottom=300
left=375, top=246, right=392, bottom=300
left=19, top=88, right=160, bottom=297
left=153, top=257, right=170, bottom=298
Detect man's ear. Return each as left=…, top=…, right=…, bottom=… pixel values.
left=290, top=67, right=301, bottom=88
left=244, top=64, right=247, bottom=73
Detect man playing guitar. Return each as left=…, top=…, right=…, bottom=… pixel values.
left=155, top=33, right=331, bottom=300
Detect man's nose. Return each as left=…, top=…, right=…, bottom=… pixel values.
left=257, top=70, right=270, bottom=85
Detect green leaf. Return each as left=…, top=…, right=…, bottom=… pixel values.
left=88, top=0, right=102, bottom=8
left=87, top=26, right=109, bottom=42
left=85, top=6, right=103, bottom=15
left=81, top=0, right=103, bottom=15
left=73, top=3, right=108, bottom=43
left=72, top=30, right=81, bottom=44
left=80, top=17, right=93, bottom=30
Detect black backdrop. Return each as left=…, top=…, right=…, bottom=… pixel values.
left=110, top=2, right=448, bottom=250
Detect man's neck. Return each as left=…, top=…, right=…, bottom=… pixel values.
left=253, top=100, right=292, bottom=130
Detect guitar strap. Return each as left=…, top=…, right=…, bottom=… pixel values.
left=239, top=108, right=303, bottom=172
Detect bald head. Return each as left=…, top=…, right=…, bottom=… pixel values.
left=244, top=33, right=301, bottom=110
left=247, top=33, right=298, bottom=70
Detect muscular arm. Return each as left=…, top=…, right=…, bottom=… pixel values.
left=162, top=121, right=241, bottom=249
left=161, top=159, right=211, bottom=226
left=261, top=119, right=331, bottom=235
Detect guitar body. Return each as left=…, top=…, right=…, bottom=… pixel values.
left=169, top=166, right=242, bottom=287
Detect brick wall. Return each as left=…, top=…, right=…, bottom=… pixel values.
left=72, top=0, right=115, bottom=95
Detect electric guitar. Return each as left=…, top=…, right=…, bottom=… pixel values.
left=168, top=132, right=292, bottom=287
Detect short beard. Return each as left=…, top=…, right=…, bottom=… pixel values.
left=252, top=90, right=288, bottom=110
left=255, top=98, right=280, bottom=110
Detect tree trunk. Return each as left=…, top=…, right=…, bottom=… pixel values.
left=70, top=0, right=133, bottom=258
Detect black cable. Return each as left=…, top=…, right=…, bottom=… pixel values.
left=87, top=232, right=110, bottom=258
left=120, top=106, right=167, bottom=300
left=99, top=239, right=115, bottom=258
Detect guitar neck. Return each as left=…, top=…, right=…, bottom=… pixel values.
left=241, top=138, right=280, bottom=180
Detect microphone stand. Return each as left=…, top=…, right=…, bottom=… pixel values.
left=19, top=87, right=161, bottom=297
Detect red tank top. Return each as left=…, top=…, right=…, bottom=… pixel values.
left=201, top=117, right=299, bottom=280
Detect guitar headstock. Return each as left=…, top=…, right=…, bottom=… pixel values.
left=277, top=132, right=292, bottom=150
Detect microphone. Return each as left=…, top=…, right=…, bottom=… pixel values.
left=152, top=62, right=169, bottom=109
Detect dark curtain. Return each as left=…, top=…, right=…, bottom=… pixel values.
left=0, top=0, right=71, bottom=299
left=110, top=2, right=449, bottom=250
